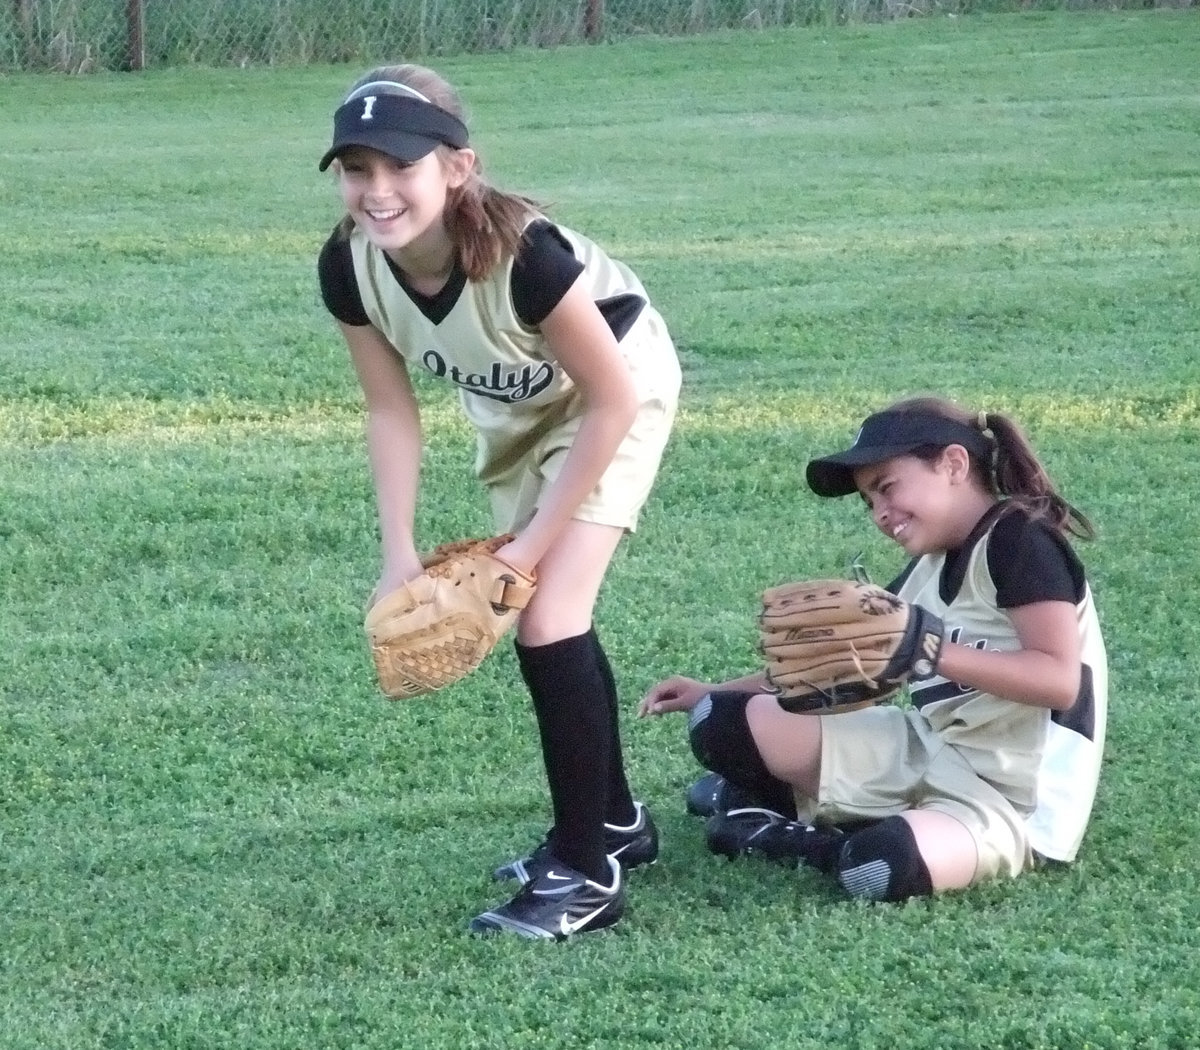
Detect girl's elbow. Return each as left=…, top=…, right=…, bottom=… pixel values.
left=593, top=388, right=639, bottom=432
left=618, top=382, right=643, bottom=423
left=1047, top=666, right=1083, bottom=711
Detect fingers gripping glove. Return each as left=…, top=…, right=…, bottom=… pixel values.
left=758, top=579, right=944, bottom=714
left=364, top=535, right=537, bottom=699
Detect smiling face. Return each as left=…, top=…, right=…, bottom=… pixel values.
left=335, top=144, right=473, bottom=266
left=853, top=447, right=995, bottom=555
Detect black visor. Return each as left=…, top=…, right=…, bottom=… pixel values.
left=806, top=410, right=995, bottom=497
left=318, top=92, right=469, bottom=171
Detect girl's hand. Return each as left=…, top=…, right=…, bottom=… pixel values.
left=369, top=551, right=426, bottom=611
left=492, top=537, right=539, bottom=581
left=638, top=676, right=715, bottom=718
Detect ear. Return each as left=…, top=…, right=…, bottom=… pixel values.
left=939, top=444, right=972, bottom=484
left=443, top=147, right=476, bottom=189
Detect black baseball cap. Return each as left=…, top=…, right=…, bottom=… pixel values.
left=805, top=409, right=994, bottom=497
left=318, top=84, right=469, bottom=172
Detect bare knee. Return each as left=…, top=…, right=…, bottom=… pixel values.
left=744, top=693, right=822, bottom=798
left=514, top=523, right=621, bottom=646
left=517, top=599, right=589, bottom=647
left=899, top=810, right=979, bottom=892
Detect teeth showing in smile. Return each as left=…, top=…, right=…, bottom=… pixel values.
left=367, top=208, right=403, bottom=221
left=892, top=522, right=907, bottom=538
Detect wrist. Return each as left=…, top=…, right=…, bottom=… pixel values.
left=908, top=604, right=945, bottom=680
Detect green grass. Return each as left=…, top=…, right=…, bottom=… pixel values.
left=2, top=11, right=1199, bottom=1049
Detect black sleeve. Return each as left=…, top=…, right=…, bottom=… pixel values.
left=317, top=227, right=371, bottom=327
left=510, top=220, right=586, bottom=326
left=987, top=511, right=1086, bottom=608
left=511, top=220, right=648, bottom=339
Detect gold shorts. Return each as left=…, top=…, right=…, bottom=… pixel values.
left=798, top=705, right=1033, bottom=884
left=483, top=310, right=682, bottom=533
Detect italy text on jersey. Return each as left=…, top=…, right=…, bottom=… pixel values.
left=420, top=350, right=554, bottom=403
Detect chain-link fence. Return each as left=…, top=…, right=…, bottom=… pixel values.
left=0, top=0, right=916, bottom=72
left=1, top=0, right=1180, bottom=72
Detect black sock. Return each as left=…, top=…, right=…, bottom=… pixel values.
left=515, top=632, right=611, bottom=882
left=589, top=628, right=637, bottom=827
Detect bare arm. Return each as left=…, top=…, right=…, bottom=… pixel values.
left=496, top=276, right=640, bottom=575
left=935, top=600, right=1082, bottom=710
left=340, top=320, right=425, bottom=597
left=637, top=671, right=772, bottom=717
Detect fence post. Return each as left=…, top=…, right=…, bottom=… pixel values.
left=126, top=0, right=145, bottom=70
left=584, top=0, right=604, bottom=41
left=14, top=0, right=37, bottom=68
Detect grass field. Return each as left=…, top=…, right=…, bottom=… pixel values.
left=2, top=10, right=1199, bottom=1049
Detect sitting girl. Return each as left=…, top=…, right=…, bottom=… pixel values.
left=640, top=396, right=1107, bottom=902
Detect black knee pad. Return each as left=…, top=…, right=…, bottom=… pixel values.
left=687, top=690, right=757, bottom=774
left=835, top=816, right=933, bottom=902
left=687, top=691, right=798, bottom=817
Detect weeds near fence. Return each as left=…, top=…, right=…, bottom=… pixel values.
left=1, top=0, right=1190, bottom=72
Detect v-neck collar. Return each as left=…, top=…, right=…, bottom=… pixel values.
left=383, top=253, right=467, bottom=325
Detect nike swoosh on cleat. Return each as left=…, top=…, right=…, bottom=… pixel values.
left=544, top=870, right=574, bottom=881
left=558, top=905, right=610, bottom=937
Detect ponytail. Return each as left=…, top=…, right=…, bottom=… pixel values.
left=894, top=397, right=1094, bottom=540
left=980, top=410, right=1094, bottom=539
left=444, top=172, right=541, bottom=281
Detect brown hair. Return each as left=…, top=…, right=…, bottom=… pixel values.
left=333, top=64, right=541, bottom=281
left=887, top=395, right=1094, bottom=540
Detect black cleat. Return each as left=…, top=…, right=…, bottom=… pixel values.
left=493, top=801, right=659, bottom=884
left=470, top=856, right=625, bottom=940
left=705, top=807, right=835, bottom=866
left=685, top=773, right=763, bottom=818
left=604, top=801, right=660, bottom=871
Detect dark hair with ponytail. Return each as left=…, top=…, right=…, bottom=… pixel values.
left=888, top=395, right=1094, bottom=540
left=333, top=64, right=541, bottom=281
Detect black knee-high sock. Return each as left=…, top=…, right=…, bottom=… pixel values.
left=515, top=632, right=611, bottom=882
left=588, top=628, right=637, bottom=827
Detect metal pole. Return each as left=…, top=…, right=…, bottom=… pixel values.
left=14, top=0, right=36, bottom=69
left=584, top=0, right=604, bottom=41
left=126, top=0, right=145, bottom=71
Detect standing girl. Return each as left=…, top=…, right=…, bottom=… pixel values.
left=318, top=65, right=681, bottom=938
left=641, top=397, right=1107, bottom=902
